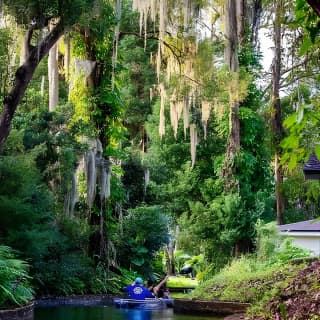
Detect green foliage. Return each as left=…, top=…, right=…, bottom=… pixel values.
left=69, top=76, right=92, bottom=128
left=0, top=246, right=33, bottom=308
left=34, top=250, right=94, bottom=295
left=255, top=220, right=280, bottom=262
left=192, top=254, right=301, bottom=303
left=89, top=265, right=136, bottom=294
left=192, top=220, right=312, bottom=305
left=281, top=169, right=320, bottom=222
left=166, top=276, right=198, bottom=289
left=0, top=150, right=54, bottom=240
left=121, top=150, right=146, bottom=207
left=0, top=27, right=15, bottom=99
left=3, top=0, right=319, bottom=303
left=116, top=205, right=170, bottom=274
left=178, top=194, right=245, bottom=268
left=119, top=35, right=157, bottom=126
left=174, top=251, right=191, bottom=273
left=280, top=6, right=320, bottom=172
left=295, top=0, right=320, bottom=45
left=280, top=102, right=320, bottom=170
left=3, top=0, right=95, bottom=27
left=0, top=132, right=96, bottom=296
left=13, top=103, right=85, bottom=213
left=256, top=220, right=311, bottom=266
left=174, top=251, right=205, bottom=278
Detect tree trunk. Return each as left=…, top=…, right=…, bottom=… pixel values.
left=272, top=0, right=285, bottom=225
left=223, top=0, right=241, bottom=191
left=80, top=27, right=111, bottom=263
left=307, top=0, right=320, bottom=16
left=165, top=241, right=176, bottom=275
left=48, top=28, right=59, bottom=111
left=0, top=22, right=64, bottom=148
left=275, top=153, right=285, bottom=224
left=236, top=0, right=245, bottom=44
left=40, top=75, right=45, bottom=97
left=64, top=32, right=71, bottom=82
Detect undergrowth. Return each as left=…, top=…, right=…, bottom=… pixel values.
left=192, top=221, right=317, bottom=319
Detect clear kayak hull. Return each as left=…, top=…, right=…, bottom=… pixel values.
left=114, top=298, right=174, bottom=309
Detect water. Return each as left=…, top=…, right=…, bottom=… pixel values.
left=35, top=305, right=224, bottom=320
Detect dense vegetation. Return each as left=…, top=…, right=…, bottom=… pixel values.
left=192, top=222, right=319, bottom=319
left=0, top=0, right=320, bottom=318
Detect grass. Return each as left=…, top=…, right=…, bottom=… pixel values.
left=192, top=255, right=304, bottom=301
left=166, top=276, right=198, bottom=289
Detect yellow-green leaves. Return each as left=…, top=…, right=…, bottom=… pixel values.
left=281, top=103, right=320, bottom=171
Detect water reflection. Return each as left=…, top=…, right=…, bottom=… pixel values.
left=122, top=309, right=152, bottom=320
left=35, top=305, right=224, bottom=320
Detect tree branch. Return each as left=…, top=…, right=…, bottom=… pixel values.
left=307, top=0, right=320, bottom=17
left=0, top=20, right=65, bottom=147
left=281, top=70, right=320, bottom=89
left=119, top=31, right=184, bottom=61
left=22, top=24, right=37, bottom=64
left=281, top=50, right=319, bottom=76
left=261, top=51, right=320, bottom=97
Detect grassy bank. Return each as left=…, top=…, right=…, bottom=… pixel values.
left=190, top=255, right=320, bottom=319
left=190, top=222, right=320, bottom=319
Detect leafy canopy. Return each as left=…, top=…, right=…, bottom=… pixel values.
left=3, top=0, right=95, bottom=26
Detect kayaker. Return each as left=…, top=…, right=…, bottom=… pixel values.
left=124, top=277, right=155, bottom=300
left=179, top=265, right=195, bottom=278
left=153, top=275, right=170, bottom=298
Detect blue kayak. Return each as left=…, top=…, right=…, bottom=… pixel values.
left=114, top=298, right=174, bottom=309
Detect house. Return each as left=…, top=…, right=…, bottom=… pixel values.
left=279, top=219, right=320, bottom=257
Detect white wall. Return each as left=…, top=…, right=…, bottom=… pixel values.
left=280, top=232, right=320, bottom=257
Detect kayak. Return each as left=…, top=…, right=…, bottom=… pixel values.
left=113, top=298, right=174, bottom=309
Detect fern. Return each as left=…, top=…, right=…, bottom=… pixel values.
left=0, top=246, right=34, bottom=308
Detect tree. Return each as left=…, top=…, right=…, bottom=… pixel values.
left=307, top=0, right=320, bottom=16
left=222, top=0, right=242, bottom=190
left=272, top=0, right=285, bottom=224
left=0, top=0, right=94, bottom=147
left=48, top=21, right=59, bottom=111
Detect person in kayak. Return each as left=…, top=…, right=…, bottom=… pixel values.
left=124, top=277, right=155, bottom=300
left=153, top=275, right=170, bottom=298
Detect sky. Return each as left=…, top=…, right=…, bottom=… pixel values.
left=260, top=29, right=274, bottom=72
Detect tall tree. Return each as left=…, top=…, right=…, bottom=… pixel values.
left=0, top=0, right=94, bottom=148
left=272, top=0, right=285, bottom=224
left=48, top=21, right=59, bottom=111
left=222, top=0, right=242, bottom=191
left=68, top=0, right=123, bottom=264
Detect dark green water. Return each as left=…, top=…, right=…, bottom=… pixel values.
left=35, top=306, right=224, bottom=320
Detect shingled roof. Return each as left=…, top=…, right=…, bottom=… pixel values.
left=279, top=219, right=320, bottom=232
left=303, top=152, right=320, bottom=179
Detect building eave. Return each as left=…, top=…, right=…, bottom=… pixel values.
left=280, top=231, right=320, bottom=237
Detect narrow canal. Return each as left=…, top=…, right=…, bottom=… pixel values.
left=35, top=305, right=224, bottom=320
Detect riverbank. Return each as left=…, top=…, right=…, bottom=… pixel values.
left=0, top=302, right=34, bottom=320
left=191, top=257, right=320, bottom=319
left=36, top=294, right=115, bottom=307
left=173, top=298, right=249, bottom=317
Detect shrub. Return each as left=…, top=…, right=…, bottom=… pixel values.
left=0, top=246, right=34, bottom=308
left=116, top=205, right=170, bottom=274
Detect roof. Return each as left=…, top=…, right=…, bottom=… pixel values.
left=303, top=153, right=320, bottom=179
left=279, top=219, right=320, bottom=232
left=303, top=153, right=320, bottom=172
